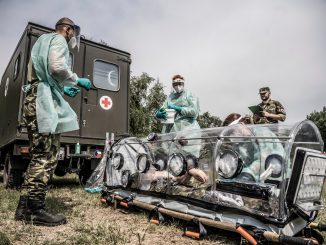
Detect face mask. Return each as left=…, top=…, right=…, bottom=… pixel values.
left=68, top=36, right=77, bottom=49
left=174, top=85, right=184, bottom=93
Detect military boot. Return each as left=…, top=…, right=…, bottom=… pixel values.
left=15, top=195, right=29, bottom=220
left=27, top=199, right=67, bottom=226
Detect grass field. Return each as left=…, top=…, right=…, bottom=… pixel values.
left=0, top=172, right=325, bottom=245
left=0, top=173, right=239, bottom=245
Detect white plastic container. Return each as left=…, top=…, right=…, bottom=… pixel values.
left=160, top=109, right=175, bottom=124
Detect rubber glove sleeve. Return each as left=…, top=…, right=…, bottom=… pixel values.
left=77, top=78, right=92, bottom=90
left=168, top=103, right=182, bottom=112
left=156, top=108, right=167, bottom=119
left=64, top=86, right=80, bottom=97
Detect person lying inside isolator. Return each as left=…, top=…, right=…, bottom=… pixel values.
left=111, top=114, right=284, bottom=210
left=221, top=113, right=286, bottom=183
left=132, top=151, right=245, bottom=208
left=218, top=113, right=287, bottom=216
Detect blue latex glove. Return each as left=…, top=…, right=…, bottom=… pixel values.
left=156, top=108, right=167, bottom=119
left=64, top=86, right=80, bottom=97
left=168, top=103, right=182, bottom=112
left=77, top=78, right=92, bottom=90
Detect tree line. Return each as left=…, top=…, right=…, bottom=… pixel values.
left=130, top=73, right=326, bottom=150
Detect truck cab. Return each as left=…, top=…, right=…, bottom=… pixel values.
left=0, top=22, right=131, bottom=187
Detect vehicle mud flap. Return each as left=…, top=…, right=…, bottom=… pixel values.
left=183, top=217, right=207, bottom=240
left=148, top=206, right=164, bottom=225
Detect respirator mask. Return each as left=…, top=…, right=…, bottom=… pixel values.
left=172, top=78, right=184, bottom=94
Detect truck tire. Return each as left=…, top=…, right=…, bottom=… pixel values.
left=54, top=162, right=67, bottom=177
left=3, top=152, right=24, bottom=188
left=54, top=168, right=67, bottom=177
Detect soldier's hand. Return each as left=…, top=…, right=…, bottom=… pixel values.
left=262, top=111, right=272, bottom=118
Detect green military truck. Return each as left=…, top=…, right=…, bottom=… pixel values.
left=0, top=22, right=131, bottom=187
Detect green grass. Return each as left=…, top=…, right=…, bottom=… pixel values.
left=0, top=173, right=238, bottom=244
left=0, top=231, right=11, bottom=245
left=0, top=172, right=325, bottom=244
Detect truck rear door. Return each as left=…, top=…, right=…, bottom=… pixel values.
left=80, top=44, right=130, bottom=139
left=62, top=44, right=85, bottom=137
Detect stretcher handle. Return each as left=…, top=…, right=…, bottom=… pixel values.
left=120, top=201, right=128, bottom=207
left=184, top=231, right=200, bottom=239
left=236, top=226, right=257, bottom=245
left=149, top=219, right=160, bottom=225
left=279, top=235, right=318, bottom=245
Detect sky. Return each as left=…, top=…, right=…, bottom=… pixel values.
left=0, top=0, right=325, bottom=123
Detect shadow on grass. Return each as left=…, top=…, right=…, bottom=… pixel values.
left=46, top=195, right=76, bottom=215
left=136, top=210, right=240, bottom=244
left=0, top=170, right=82, bottom=190
left=0, top=231, right=11, bottom=245
left=48, top=174, right=81, bottom=189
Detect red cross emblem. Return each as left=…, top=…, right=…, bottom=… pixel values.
left=99, top=96, right=113, bottom=110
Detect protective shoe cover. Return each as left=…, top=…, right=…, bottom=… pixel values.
left=14, top=196, right=28, bottom=221
left=26, top=199, right=67, bottom=226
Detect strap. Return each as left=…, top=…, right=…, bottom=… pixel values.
left=148, top=206, right=164, bottom=224
left=183, top=217, right=207, bottom=239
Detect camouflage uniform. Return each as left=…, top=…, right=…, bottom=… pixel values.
left=252, top=99, right=286, bottom=124
left=21, top=64, right=60, bottom=201
left=252, top=87, right=286, bottom=124
left=148, top=175, right=207, bottom=200
left=170, top=177, right=207, bottom=200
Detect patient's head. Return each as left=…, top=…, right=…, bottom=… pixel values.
left=223, top=113, right=241, bottom=126
left=223, top=113, right=250, bottom=126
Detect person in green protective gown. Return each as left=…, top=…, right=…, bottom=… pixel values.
left=155, top=74, right=201, bottom=158
left=15, top=17, right=92, bottom=226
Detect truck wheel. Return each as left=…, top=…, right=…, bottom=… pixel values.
left=54, top=162, right=67, bottom=177
left=54, top=168, right=67, bottom=177
left=3, top=153, right=24, bottom=188
left=78, top=160, right=92, bottom=186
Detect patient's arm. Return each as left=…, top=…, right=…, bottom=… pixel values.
left=176, top=168, right=208, bottom=184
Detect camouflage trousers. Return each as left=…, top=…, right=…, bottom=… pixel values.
left=21, top=79, right=60, bottom=201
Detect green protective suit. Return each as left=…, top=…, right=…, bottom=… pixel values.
left=161, top=90, right=200, bottom=133
left=160, top=90, right=201, bottom=158
left=29, top=33, right=79, bottom=134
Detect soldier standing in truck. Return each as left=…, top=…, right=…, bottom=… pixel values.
left=15, top=17, right=92, bottom=226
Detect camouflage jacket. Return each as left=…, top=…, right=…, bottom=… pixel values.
left=252, top=99, right=286, bottom=124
